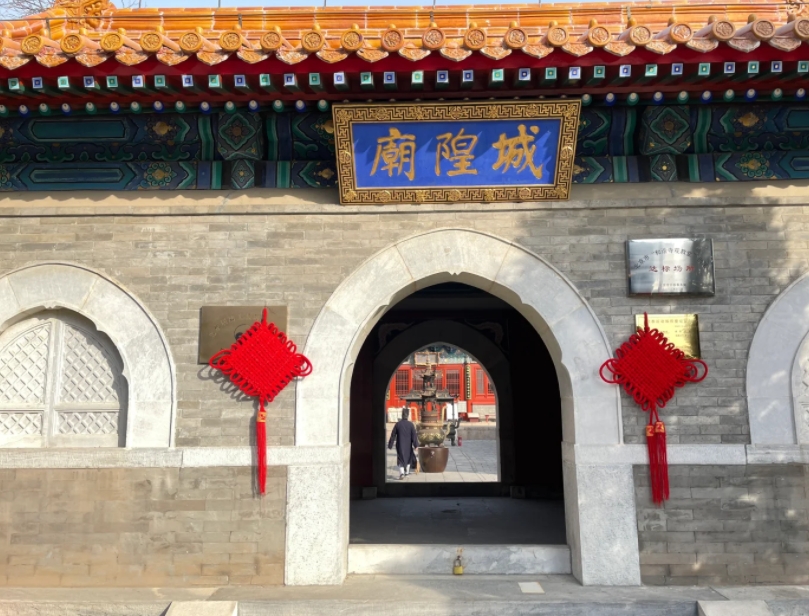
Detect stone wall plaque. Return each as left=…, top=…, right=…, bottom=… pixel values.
left=627, top=238, right=715, bottom=295
left=198, top=306, right=287, bottom=364
left=333, top=100, right=580, bottom=204
left=634, top=314, right=701, bottom=359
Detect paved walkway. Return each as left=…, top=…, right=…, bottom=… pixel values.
left=1, top=577, right=807, bottom=616
left=386, top=440, right=498, bottom=482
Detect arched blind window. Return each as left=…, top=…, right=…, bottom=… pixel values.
left=0, top=311, right=127, bottom=448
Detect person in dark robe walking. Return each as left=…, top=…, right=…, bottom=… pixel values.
left=388, top=407, right=419, bottom=480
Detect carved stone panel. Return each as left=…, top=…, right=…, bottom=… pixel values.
left=0, top=311, right=126, bottom=447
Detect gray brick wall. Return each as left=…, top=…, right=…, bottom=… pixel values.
left=0, top=204, right=806, bottom=445
left=635, top=465, right=809, bottom=585
left=0, top=467, right=286, bottom=587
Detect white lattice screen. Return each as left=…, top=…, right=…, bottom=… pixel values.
left=0, top=311, right=126, bottom=447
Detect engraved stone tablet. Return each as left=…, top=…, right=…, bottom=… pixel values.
left=627, top=238, right=715, bottom=295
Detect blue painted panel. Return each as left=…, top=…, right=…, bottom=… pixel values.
left=352, top=118, right=562, bottom=189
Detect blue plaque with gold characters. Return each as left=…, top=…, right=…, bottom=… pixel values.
left=332, top=100, right=580, bottom=205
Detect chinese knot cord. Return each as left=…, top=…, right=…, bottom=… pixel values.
left=209, top=308, right=312, bottom=495
left=599, top=313, right=707, bottom=505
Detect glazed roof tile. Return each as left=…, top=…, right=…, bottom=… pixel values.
left=0, top=0, right=805, bottom=71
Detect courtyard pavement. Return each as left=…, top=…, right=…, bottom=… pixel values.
left=386, top=438, right=498, bottom=482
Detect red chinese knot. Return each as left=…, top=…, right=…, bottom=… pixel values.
left=599, top=313, right=707, bottom=504
left=210, top=308, right=312, bottom=494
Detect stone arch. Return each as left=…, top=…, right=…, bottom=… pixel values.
left=290, top=228, right=638, bottom=588
left=0, top=262, right=176, bottom=448
left=748, top=271, right=809, bottom=445
left=296, top=228, right=621, bottom=448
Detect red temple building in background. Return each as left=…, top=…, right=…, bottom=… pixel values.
left=386, top=349, right=497, bottom=422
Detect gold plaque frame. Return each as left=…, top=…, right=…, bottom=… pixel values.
left=198, top=306, right=288, bottom=364
left=635, top=314, right=701, bottom=359
left=332, top=100, right=580, bottom=205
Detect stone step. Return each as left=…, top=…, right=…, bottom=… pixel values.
left=239, top=599, right=701, bottom=616
left=347, top=544, right=572, bottom=575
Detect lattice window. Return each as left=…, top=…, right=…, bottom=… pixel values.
left=446, top=370, right=460, bottom=397
left=476, top=369, right=485, bottom=395
left=395, top=369, right=410, bottom=398
left=435, top=371, right=443, bottom=391
left=0, top=311, right=127, bottom=448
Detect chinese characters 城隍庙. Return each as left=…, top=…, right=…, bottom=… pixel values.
left=370, top=124, right=545, bottom=181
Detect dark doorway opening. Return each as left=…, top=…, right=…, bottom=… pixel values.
left=349, top=282, right=565, bottom=545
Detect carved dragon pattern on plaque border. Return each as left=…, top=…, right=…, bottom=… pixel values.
left=332, top=100, right=580, bottom=205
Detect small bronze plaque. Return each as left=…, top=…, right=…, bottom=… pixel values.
left=198, top=306, right=288, bottom=364
left=635, top=314, right=701, bottom=359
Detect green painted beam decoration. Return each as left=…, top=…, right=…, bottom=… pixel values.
left=411, top=71, right=424, bottom=89
left=259, top=74, right=275, bottom=92
left=587, top=65, right=605, bottom=85
left=360, top=72, right=374, bottom=90
left=309, top=73, right=325, bottom=92
left=0, top=102, right=808, bottom=191
left=637, top=64, right=657, bottom=85
left=8, top=78, right=24, bottom=94
left=209, top=75, right=226, bottom=94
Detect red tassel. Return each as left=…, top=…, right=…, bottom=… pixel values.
left=645, top=423, right=662, bottom=505
left=654, top=420, right=669, bottom=504
left=646, top=420, right=669, bottom=505
left=256, top=401, right=267, bottom=495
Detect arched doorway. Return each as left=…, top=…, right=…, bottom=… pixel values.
left=291, top=228, right=640, bottom=586
left=348, top=285, right=568, bottom=553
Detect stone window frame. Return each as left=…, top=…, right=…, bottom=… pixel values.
left=0, top=262, right=176, bottom=448
left=748, top=271, right=809, bottom=446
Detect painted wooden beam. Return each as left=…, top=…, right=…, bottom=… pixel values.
left=334, top=72, right=349, bottom=91
left=586, top=65, right=605, bottom=86
left=360, top=72, right=374, bottom=90
left=234, top=75, right=251, bottom=93
left=308, top=73, right=325, bottom=92
left=259, top=74, right=276, bottom=92
left=282, top=73, right=300, bottom=92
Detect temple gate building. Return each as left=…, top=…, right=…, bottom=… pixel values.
left=1, top=0, right=809, bottom=589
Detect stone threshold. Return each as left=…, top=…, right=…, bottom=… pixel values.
left=2, top=181, right=809, bottom=217
left=347, top=544, right=572, bottom=575
left=0, top=444, right=804, bottom=469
